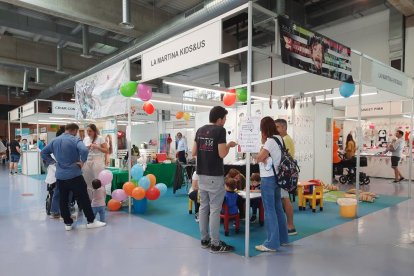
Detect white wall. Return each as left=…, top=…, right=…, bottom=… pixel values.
left=131, top=123, right=159, bottom=148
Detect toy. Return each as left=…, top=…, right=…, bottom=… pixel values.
left=378, top=130, right=387, bottom=147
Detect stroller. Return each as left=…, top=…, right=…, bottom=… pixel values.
left=45, top=183, right=55, bottom=215
left=334, top=155, right=370, bottom=185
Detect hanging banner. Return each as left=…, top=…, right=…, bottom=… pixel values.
left=52, top=101, right=76, bottom=116
left=10, top=108, right=19, bottom=121
left=75, top=60, right=129, bottom=119
left=279, top=17, right=353, bottom=83
left=371, top=62, right=408, bottom=97
left=141, top=21, right=221, bottom=81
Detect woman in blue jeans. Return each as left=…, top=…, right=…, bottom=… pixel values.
left=255, top=116, right=288, bottom=252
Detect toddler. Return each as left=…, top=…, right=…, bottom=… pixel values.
left=223, top=177, right=239, bottom=215
left=249, top=173, right=261, bottom=223
left=91, top=179, right=106, bottom=222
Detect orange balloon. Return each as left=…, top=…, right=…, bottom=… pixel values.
left=132, top=187, right=146, bottom=200
left=223, top=92, right=236, bottom=106
left=107, top=199, right=121, bottom=211
left=176, top=111, right=184, bottom=119
left=123, top=181, right=136, bottom=196
left=143, top=102, right=155, bottom=115
left=147, top=174, right=156, bottom=187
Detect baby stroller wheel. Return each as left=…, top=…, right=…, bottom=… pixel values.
left=363, top=177, right=370, bottom=185
left=339, top=176, right=347, bottom=184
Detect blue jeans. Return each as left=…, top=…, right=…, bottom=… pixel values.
left=260, top=176, right=288, bottom=250
left=50, top=182, right=73, bottom=215
left=92, top=206, right=106, bottom=222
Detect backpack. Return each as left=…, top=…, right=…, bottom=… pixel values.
left=269, top=136, right=300, bottom=193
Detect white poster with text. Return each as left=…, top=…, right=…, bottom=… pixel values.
left=238, top=117, right=261, bottom=153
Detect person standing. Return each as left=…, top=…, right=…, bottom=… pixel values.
left=255, top=117, right=288, bottom=252
left=192, top=106, right=237, bottom=253
left=41, top=123, right=106, bottom=231
left=176, top=132, right=188, bottom=164
left=344, top=133, right=356, bottom=160
left=275, top=119, right=297, bottom=235
left=83, top=124, right=108, bottom=198
left=388, top=130, right=405, bottom=183
left=9, top=135, right=22, bottom=175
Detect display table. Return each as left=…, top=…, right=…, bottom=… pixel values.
left=361, top=154, right=414, bottom=179
left=106, top=167, right=129, bottom=190
left=22, top=151, right=40, bottom=175
left=144, top=163, right=176, bottom=187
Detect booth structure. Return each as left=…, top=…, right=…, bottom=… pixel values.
left=10, top=2, right=414, bottom=257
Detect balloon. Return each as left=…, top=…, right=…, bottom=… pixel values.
left=223, top=92, right=236, bottom=106
left=120, top=81, right=137, bottom=97
left=176, top=111, right=184, bottom=119
left=146, top=187, right=160, bottom=200
left=132, top=187, right=146, bottom=200
left=123, top=181, right=136, bottom=196
left=143, top=102, right=155, bottom=115
left=146, top=174, right=156, bottom=187
left=236, top=88, right=247, bottom=102
left=98, top=170, right=113, bottom=185
left=131, top=164, right=144, bottom=181
left=155, top=183, right=167, bottom=197
left=107, top=199, right=121, bottom=211
left=111, top=189, right=128, bottom=202
left=139, top=176, right=151, bottom=191
left=339, top=82, right=355, bottom=98
left=137, top=83, right=152, bottom=101
left=183, top=113, right=190, bottom=121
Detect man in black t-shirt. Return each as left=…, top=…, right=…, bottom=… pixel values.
left=192, top=106, right=237, bottom=253
left=9, top=135, right=21, bottom=175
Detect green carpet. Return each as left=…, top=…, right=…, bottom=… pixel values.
left=132, top=189, right=408, bottom=257
left=28, top=174, right=46, bottom=181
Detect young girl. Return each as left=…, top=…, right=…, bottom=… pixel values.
left=91, top=179, right=106, bottom=222
left=249, top=173, right=261, bottom=223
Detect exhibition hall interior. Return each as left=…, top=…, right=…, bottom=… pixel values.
left=0, top=0, right=413, bottom=275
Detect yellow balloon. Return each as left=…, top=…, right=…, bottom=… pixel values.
left=183, top=113, right=191, bottom=121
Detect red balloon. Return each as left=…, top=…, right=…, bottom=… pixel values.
left=146, top=187, right=160, bottom=200
left=223, top=92, right=236, bottom=106
left=143, top=102, right=155, bottom=115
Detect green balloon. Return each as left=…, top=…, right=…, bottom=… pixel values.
left=120, top=81, right=137, bottom=97
left=236, top=88, right=247, bottom=102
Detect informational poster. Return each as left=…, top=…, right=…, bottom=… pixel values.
left=75, top=60, right=129, bottom=119
left=238, top=117, right=261, bottom=153
left=279, top=17, right=353, bottom=83
left=371, top=62, right=407, bottom=97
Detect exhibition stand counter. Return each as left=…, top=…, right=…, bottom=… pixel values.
left=21, top=150, right=40, bottom=175
left=144, top=163, right=176, bottom=187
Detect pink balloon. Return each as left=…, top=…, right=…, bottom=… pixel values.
left=137, top=84, right=152, bottom=101
left=111, top=189, right=128, bottom=202
left=98, top=170, right=113, bottom=185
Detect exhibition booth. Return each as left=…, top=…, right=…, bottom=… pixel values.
left=10, top=2, right=413, bottom=257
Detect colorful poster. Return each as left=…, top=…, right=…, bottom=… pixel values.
left=75, top=60, right=129, bottom=119
left=279, top=17, right=353, bottom=83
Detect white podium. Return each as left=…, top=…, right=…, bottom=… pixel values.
left=22, top=151, right=40, bottom=175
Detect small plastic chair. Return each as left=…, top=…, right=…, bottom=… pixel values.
left=302, top=185, right=324, bottom=212
left=220, top=203, right=240, bottom=236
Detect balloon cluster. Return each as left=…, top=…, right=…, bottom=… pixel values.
left=107, top=164, right=167, bottom=212
left=332, top=121, right=341, bottom=164
left=175, top=111, right=191, bottom=121
left=120, top=81, right=155, bottom=115
left=222, top=88, right=247, bottom=106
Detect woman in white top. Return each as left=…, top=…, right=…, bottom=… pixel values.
left=254, top=116, right=288, bottom=252
left=83, top=124, right=108, bottom=198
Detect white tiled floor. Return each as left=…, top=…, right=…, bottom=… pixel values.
left=0, top=165, right=413, bottom=276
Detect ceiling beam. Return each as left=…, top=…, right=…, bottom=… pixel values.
left=0, top=0, right=172, bottom=38
left=0, top=65, right=65, bottom=89
left=0, top=35, right=99, bottom=73
left=0, top=8, right=127, bottom=49
left=387, top=0, right=414, bottom=16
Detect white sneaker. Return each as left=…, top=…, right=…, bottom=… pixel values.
left=65, top=224, right=73, bottom=231
left=86, top=220, right=106, bottom=229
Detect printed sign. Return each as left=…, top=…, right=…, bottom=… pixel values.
left=10, top=108, right=19, bottom=121
left=238, top=117, right=261, bottom=153
left=52, top=101, right=76, bottom=116
left=279, top=17, right=353, bottom=83
left=75, top=60, right=129, bottom=119
left=15, top=128, right=30, bottom=136
left=22, top=102, right=35, bottom=117
left=142, top=21, right=221, bottom=81
left=345, top=102, right=402, bottom=117
left=371, top=62, right=408, bottom=97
